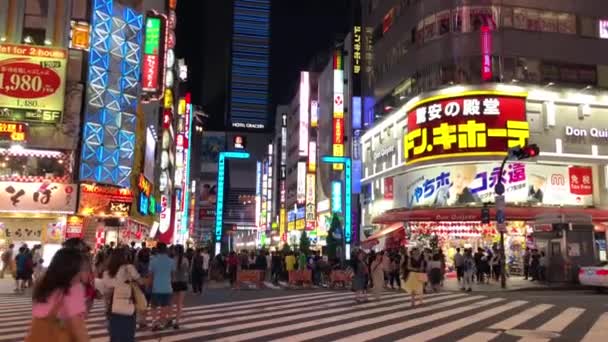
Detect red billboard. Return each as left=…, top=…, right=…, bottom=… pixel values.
left=405, top=92, right=528, bottom=165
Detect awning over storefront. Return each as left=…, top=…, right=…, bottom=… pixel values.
left=361, top=222, right=405, bottom=249
left=372, top=207, right=608, bottom=225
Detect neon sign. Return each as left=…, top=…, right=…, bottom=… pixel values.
left=404, top=92, right=529, bottom=165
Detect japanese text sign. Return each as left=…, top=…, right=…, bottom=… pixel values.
left=0, top=182, right=76, bottom=213
left=0, top=121, right=27, bottom=142
left=404, top=93, right=528, bottom=165
left=78, top=183, right=133, bottom=217
left=65, top=215, right=84, bottom=239
left=394, top=163, right=593, bottom=209
left=0, top=44, right=67, bottom=124
left=142, top=15, right=166, bottom=94
left=352, top=26, right=362, bottom=74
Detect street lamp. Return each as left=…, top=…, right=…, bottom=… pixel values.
left=321, top=155, right=352, bottom=260
left=215, top=151, right=250, bottom=256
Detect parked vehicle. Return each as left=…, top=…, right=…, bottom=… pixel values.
left=579, top=262, right=608, bottom=292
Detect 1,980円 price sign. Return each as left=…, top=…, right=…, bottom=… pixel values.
left=0, top=44, right=67, bottom=124
left=404, top=91, right=529, bottom=165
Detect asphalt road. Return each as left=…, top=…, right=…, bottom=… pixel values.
left=1, top=286, right=606, bottom=341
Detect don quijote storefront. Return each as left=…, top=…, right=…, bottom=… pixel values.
left=360, top=84, right=608, bottom=282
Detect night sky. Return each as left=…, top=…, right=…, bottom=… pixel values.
left=176, top=0, right=351, bottom=111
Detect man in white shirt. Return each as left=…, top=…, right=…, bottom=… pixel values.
left=454, top=248, right=465, bottom=290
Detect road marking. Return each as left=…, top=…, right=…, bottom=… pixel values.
left=331, top=298, right=505, bottom=342
left=397, top=300, right=527, bottom=341
left=518, top=307, right=585, bottom=342
left=489, top=304, right=553, bottom=330
left=458, top=332, right=500, bottom=342
left=134, top=292, right=454, bottom=342
left=223, top=294, right=476, bottom=342
left=458, top=304, right=554, bottom=342
left=581, top=313, right=608, bottom=342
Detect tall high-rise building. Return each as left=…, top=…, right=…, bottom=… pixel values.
left=178, top=0, right=271, bottom=132
left=229, top=0, right=271, bottom=131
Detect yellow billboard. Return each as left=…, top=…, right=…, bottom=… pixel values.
left=0, top=44, right=67, bottom=124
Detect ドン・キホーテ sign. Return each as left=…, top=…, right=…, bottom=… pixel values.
left=404, top=91, right=529, bottom=164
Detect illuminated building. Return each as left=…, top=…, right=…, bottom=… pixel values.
left=179, top=0, right=271, bottom=131
left=359, top=1, right=608, bottom=278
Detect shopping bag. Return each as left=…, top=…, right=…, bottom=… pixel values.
left=26, top=296, right=72, bottom=342
left=131, top=283, right=148, bottom=312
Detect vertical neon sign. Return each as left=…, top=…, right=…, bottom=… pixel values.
left=481, top=25, right=492, bottom=81
left=333, top=50, right=344, bottom=171
left=299, top=72, right=310, bottom=157
left=215, top=151, right=250, bottom=255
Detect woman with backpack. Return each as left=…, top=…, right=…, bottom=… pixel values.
left=102, top=247, right=144, bottom=341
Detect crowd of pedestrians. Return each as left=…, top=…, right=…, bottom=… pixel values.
left=350, top=247, right=447, bottom=307
left=1, top=243, right=44, bottom=293
left=21, top=239, right=213, bottom=342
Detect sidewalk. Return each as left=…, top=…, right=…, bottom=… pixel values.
left=0, top=277, right=25, bottom=295
left=442, top=275, right=578, bottom=292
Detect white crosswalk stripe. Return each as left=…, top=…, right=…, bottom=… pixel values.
left=0, top=290, right=605, bottom=342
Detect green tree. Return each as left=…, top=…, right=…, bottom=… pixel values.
left=282, top=242, right=292, bottom=254
left=299, top=231, right=311, bottom=255
left=326, top=214, right=342, bottom=261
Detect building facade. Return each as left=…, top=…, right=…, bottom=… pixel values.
left=359, top=0, right=608, bottom=281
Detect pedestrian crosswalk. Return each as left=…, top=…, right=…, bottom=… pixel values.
left=0, top=290, right=605, bottom=341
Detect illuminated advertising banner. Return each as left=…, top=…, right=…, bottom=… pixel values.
left=308, top=141, right=317, bottom=172
left=0, top=121, right=26, bottom=142
left=331, top=181, right=342, bottom=213
left=69, top=21, right=91, bottom=51
left=333, top=118, right=344, bottom=144
left=142, top=15, right=165, bottom=93
left=305, top=173, right=316, bottom=230
left=0, top=44, right=67, bottom=124
left=394, top=163, right=593, bottom=209
left=311, top=100, right=319, bottom=127
left=280, top=207, right=286, bottom=237
left=267, top=144, right=273, bottom=229
left=404, top=92, right=528, bottom=165
left=333, top=51, right=344, bottom=171
left=78, top=183, right=132, bottom=217
left=299, top=71, right=310, bottom=157
left=0, top=182, right=76, bottom=214
left=297, top=162, right=306, bottom=204
left=158, top=194, right=173, bottom=243
left=481, top=25, right=492, bottom=81
left=352, top=26, right=362, bottom=74
left=255, top=161, right=261, bottom=228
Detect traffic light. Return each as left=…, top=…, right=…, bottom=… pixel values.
left=510, top=144, right=540, bottom=160
left=481, top=205, right=490, bottom=224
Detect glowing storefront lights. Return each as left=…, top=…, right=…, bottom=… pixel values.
left=215, top=151, right=250, bottom=255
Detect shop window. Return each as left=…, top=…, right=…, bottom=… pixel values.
left=513, top=8, right=540, bottom=31
left=501, top=7, right=514, bottom=27
left=423, top=14, right=436, bottom=41
left=542, top=61, right=597, bottom=85
left=438, top=10, right=450, bottom=35
left=470, top=7, right=497, bottom=31
left=558, top=13, right=576, bottom=34
left=23, top=0, right=48, bottom=45
left=514, top=58, right=541, bottom=83
left=0, top=153, right=70, bottom=182
left=580, top=17, right=597, bottom=38
left=540, top=12, right=558, bottom=33
left=415, top=21, right=424, bottom=45
left=452, top=8, right=463, bottom=32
